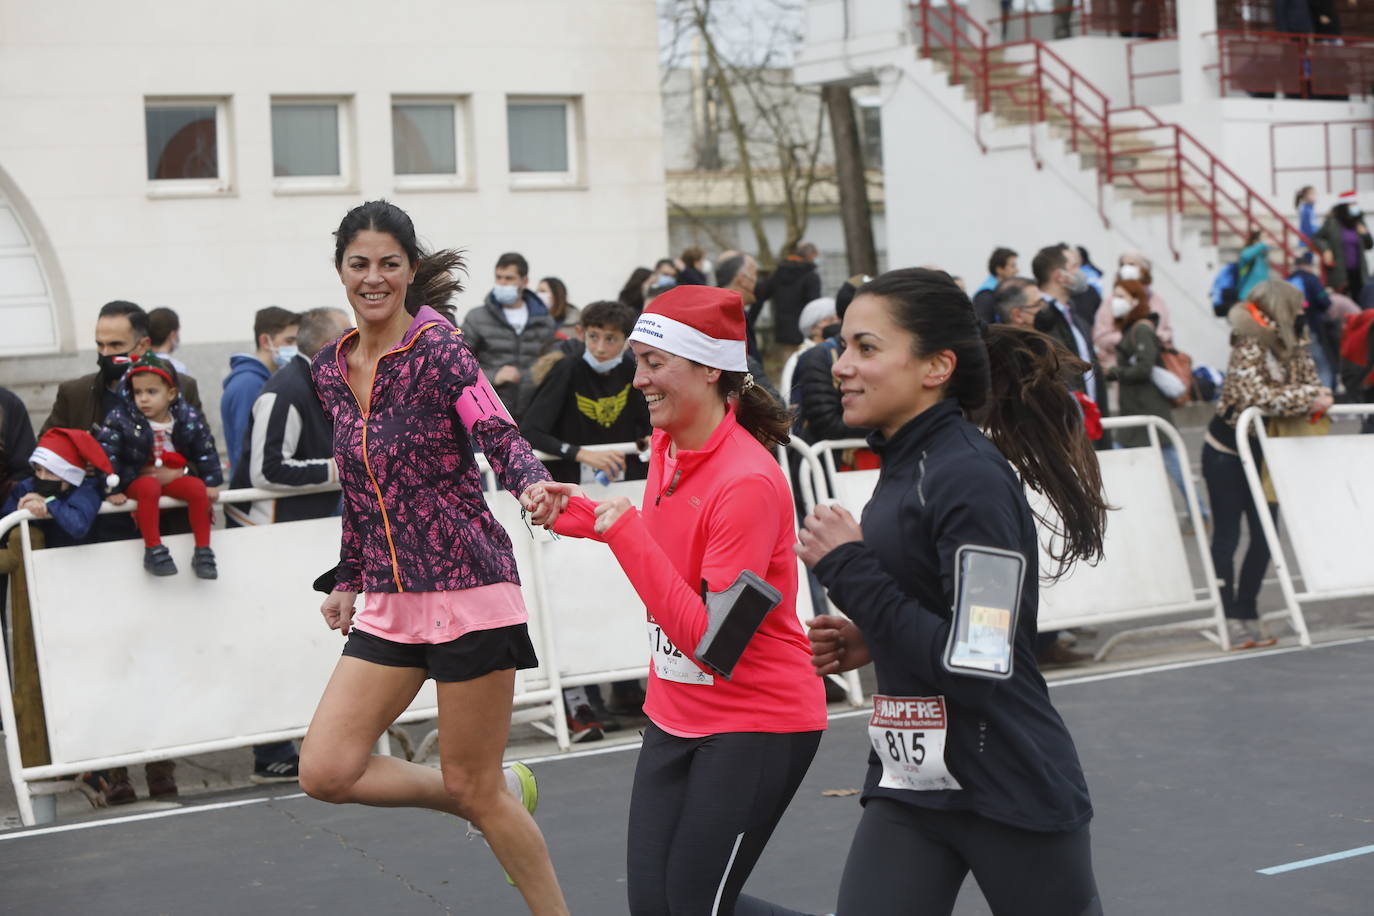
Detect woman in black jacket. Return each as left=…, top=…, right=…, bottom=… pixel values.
left=797, top=268, right=1108, bottom=916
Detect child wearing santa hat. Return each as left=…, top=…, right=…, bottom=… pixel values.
left=0, top=428, right=117, bottom=547
left=97, top=353, right=223, bottom=578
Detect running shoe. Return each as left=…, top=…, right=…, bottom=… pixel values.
left=467, top=763, right=540, bottom=888
left=567, top=704, right=605, bottom=743
left=251, top=757, right=301, bottom=784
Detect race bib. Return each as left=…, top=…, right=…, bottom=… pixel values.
left=647, top=620, right=714, bottom=686
left=868, top=695, right=962, bottom=792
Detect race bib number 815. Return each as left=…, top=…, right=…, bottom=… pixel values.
left=868, top=695, right=962, bottom=792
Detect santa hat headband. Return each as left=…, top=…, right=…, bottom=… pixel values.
left=1335, top=190, right=1361, bottom=209
left=31, top=428, right=119, bottom=489
left=629, top=286, right=748, bottom=372
left=126, top=353, right=178, bottom=388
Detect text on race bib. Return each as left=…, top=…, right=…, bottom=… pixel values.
left=868, top=695, right=962, bottom=792
left=647, top=620, right=714, bottom=686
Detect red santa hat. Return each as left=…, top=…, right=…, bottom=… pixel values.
left=1335, top=189, right=1361, bottom=210
left=629, top=285, right=748, bottom=372
left=31, top=428, right=119, bottom=489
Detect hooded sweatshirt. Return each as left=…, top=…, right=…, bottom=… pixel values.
left=221, top=354, right=272, bottom=477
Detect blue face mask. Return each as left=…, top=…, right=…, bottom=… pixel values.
left=273, top=345, right=298, bottom=369
left=493, top=284, right=520, bottom=306
left=582, top=348, right=623, bottom=374
left=652, top=274, right=676, bottom=290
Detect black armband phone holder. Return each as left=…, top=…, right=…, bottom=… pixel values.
left=692, top=569, right=783, bottom=680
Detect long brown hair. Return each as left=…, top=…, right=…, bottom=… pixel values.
left=1112, top=278, right=1151, bottom=332
left=719, top=370, right=792, bottom=450
left=863, top=268, right=1108, bottom=580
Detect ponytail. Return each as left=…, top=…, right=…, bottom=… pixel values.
left=864, top=267, right=1107, bottom=581
left=719, top=371, right=792, bottom=450
left=982, top=326, right=1108, bottom=579
left=406, top=248, right=466, bottom=325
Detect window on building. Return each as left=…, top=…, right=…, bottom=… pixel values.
left=507, top=97, right=581, bottom=186
left=392, top=98, right=469, bottom=188
left=145, top=98, right=231, bottom=195
left=858, top=103, right=883, bottom=170
left=271, top=98, right=352, bottom=191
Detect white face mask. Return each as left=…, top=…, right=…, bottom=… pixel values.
left=700, top=259, right=713, bottom=278
left=1118, top=263, right=1142, bottom=282
left=582, top=348, right=623, bottom=374
left=1350, top=205, right=1363, bottom=217
left=536, top=290, right=553, bottom=308
left=1111, top=296, right=1133, bottom=319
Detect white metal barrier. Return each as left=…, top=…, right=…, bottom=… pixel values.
left=793, top=417, right=1226, bottom=658
left=1236, top=404, right=1374, bottom=646
left=0, top=439, right=857, bottom=824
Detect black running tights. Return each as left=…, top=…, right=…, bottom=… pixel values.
left=626, top=724, right=823, bottom=916
left=836, top=798, right=1102, bottom=916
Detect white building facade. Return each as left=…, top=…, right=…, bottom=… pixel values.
left=0, top=0, right=667, bottom=425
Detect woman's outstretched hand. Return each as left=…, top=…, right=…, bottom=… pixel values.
left=521, top=481, right=583, bottom=529
left=807, top=615, right=871, bottom=675
left=795, top=503, right=864, bottom=568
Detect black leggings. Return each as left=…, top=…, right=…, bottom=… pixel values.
left=837, top=798, right=1101, bottom=916
left=1202, top=443, right=1278, bottom=620
left=627, top=724, right=823, bottom=916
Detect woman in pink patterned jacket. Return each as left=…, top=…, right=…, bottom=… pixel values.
left=298, top=200, right=568, bottom=915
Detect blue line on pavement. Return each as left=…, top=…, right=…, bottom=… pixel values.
left=1258, top=844, right=1374, bottom=875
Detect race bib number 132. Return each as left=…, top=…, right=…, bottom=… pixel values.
left=647, top=620, right=714, bottom=686
left=868, top=695, right=962, bottom=792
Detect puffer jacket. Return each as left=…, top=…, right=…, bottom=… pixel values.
left=96, top=380, right=223, bottom=491
left=459, top=290, right=556, bottom=420
left=312, top=306, right=551, bottom=594
left=791, top=337, right=868, bottom=444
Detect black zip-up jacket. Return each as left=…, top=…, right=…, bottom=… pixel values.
left=812, top=400, right=1092, bottom=833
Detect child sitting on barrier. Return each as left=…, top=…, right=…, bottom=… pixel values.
left=1, top=428, right=115, bottom=547
left=97, top=353, right=222, bottom=578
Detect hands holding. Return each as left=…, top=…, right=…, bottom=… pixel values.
left=521, top=481, right=582, bottom=528
left=795, top=503, right=863, bottom=569
left=1313, top=387, right=1335, bottom=416
left=320, top=589, right=358, bottom=635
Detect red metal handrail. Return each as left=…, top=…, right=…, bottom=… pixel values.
left=1269, top=120, right=1374, bottom=197
left=910, top=0, right=1319, bottom=280
left=1217, top=0, right=1374, bottom=39
left=985, top=1, right=1177, bottom=42
left=1211, top=29, right=1374, bottom=100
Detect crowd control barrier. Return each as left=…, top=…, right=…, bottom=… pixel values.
left=792, top=416, right=1227, bottom=657
left=1236, top=405, right=1374, bottom=646
left=0, top=440, right=858, bottom=825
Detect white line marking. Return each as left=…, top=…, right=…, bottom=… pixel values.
left=1259, top=844, right=1374, bottom=875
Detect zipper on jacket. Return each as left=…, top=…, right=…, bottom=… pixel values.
left=655, top=468, right=683, bottom=506
left=336, top=328, right=436, bottom=592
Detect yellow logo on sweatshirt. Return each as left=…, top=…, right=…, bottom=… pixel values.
left=576, top=385, right=631, bottom=428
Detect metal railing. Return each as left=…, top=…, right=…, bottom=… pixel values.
left=1269, top=119, right=1374, bottom=197
left=1211, top=29, right=1374, bottom=100
left=911, top=1, right=1319, bottom=278
left=1217, top=0, right=1374, bottom=39
left=985, top=1, right=1177, bottom=43
left=1126, top=37, right=1180, bottom=107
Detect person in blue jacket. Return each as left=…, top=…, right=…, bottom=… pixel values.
left=221, top=306, right=299, bottom=478
left=798, top=268, right=1109, bottom=916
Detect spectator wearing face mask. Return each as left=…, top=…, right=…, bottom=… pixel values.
left=147, top=307, right=190, bottom=376
left=1057, top=242, right=1102, bottom=327
left=1314, top=191, right=1372, bottom=300
left=536, top=276, right=580, bottom=336
left=221, top=306, right=299, bottom=480
left=460, top=251, right=557, bottom=421
left=1092, top=254, right=1174, bottom=370
left=1032, top=246, right=1108, bottom=411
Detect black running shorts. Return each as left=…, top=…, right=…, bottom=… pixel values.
left=341, top=624, right=538, bottom=682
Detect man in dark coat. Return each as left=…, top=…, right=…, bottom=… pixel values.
left=752, top=242, right=822, bottom=352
